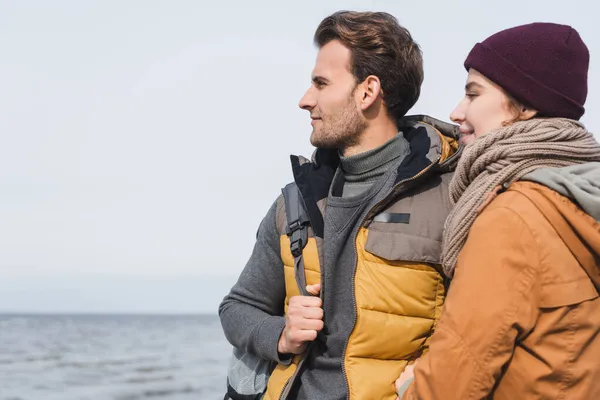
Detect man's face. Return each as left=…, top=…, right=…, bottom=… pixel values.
left=299, top=40, right=366, bottom=150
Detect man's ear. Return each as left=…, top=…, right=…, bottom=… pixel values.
left=358, top=75, right=381, bottom=111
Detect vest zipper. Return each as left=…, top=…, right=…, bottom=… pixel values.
left=341, top=238, right=359, bottom=399
left=279, top=377, right=291, bottom=400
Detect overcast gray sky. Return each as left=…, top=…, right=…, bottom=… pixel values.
left=0, top=0, right=597, bottom=314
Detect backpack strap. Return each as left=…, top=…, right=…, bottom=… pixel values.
left=282, top=182, right=311, bottom=297
left=280, top=182, right=318, bottom=400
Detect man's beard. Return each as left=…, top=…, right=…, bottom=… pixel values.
left=310, top=99, right=367, bottom=151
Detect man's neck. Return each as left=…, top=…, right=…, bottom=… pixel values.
left=337, top=129, right=410, bottom=198
left=341, top=118, right=399, bottom=157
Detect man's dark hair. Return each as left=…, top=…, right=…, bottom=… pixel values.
left=315, top=11, right=424, bottom=125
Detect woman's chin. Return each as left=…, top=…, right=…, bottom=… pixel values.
left=459, top=134, right=476, bottom=146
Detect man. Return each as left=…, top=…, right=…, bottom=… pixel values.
left=220, top=11, right=460, bottom=400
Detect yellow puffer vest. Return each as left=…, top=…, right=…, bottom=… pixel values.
left=265, top=214, right=447, bottom=400
left=265, top=120, right=457, bottom=400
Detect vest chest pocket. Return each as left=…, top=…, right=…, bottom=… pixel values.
left=364, top=185, right=448, bottom=266
left=364, top=222, right=443, bottom=266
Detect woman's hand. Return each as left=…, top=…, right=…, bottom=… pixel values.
left=395, top=359, right=419, bottom=400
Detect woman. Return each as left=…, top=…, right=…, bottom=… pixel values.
left=396, top=23, right=600, bottom=399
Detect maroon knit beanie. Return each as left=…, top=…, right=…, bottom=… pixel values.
left=464, top=22, right=589, bottom=120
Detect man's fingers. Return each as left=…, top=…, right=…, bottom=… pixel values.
left=293, top=329, right=318, bottom=342
left=288, top=295, right=322, bottom=308
left=286, top=328, right=318, bottom=346
left=283, top=293, right=324, bottom=354
left=306, top=283, right=321, bottom=296
left=286, top=313, right=324, bottom=331
left=300, top=318, right=324, bottom=331
left=299, top=306, right=323, bottom=320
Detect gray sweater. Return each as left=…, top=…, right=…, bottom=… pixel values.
left=340, top=132, right=410, bottom=197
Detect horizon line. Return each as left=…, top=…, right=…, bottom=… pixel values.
left=0, top=311, right=219, bottom=317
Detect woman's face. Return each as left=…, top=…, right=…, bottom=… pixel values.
left=450, top=69, right=518, bottom=145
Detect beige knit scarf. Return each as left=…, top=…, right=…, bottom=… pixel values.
left=441, top=117, right=600, bottom=277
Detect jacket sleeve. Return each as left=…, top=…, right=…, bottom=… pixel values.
left=218, top=198, right=289, bottom=364
left=403, top=207, right=541, bottom=400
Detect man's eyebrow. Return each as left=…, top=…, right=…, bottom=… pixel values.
left=465, top=82, right=484, bottom=91
left=312, top=75, right=330, bottom=84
